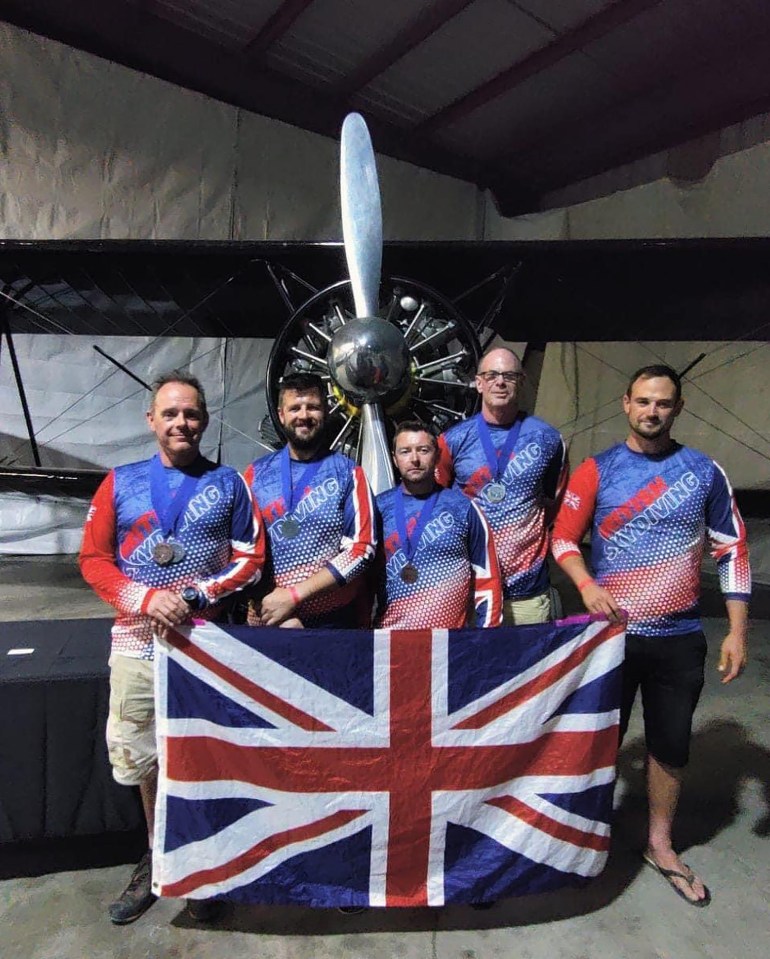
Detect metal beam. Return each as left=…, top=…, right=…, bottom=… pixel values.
left=242, top=0, right=317, bottom=58
left=488, top=34, right=770, bottom=213
left=416, top=0, right=663, bottom=134
left=0, top=306, right=42, bottom=467
left=335, top=0, right=476, bottom=98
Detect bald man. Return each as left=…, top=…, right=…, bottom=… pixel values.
left=436, top=348, right=568, bottom=625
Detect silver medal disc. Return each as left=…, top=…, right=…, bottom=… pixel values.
left=400, top=563, right=419, bottom=584
left=282, top=518, right=300, bottom=539
left=486, top=482, right=506, bottom=504
left=152, top=542, right=175, bottom=566
left=170, top=542, right=186, bottom=564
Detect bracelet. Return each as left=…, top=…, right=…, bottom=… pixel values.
left=287, top=585, right=302, bottom=607
left=576, top=578, right=595, bottom=592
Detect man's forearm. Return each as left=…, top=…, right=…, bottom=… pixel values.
left=558, top=554, right=623, bottom=623
left=558, top=553, right=594, bottom=588
left=725, top=598, right=749, bottom=635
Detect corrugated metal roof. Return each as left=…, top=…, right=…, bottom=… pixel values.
left=5, top=0, right=770, bottom=213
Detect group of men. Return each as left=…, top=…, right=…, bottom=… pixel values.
left=79, top=345, right=750, bottom=924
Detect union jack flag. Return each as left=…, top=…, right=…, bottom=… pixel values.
left=153, top=616, right=624, bottom=907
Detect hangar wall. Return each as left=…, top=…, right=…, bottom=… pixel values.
left=483, top=111, right=770, bottom=241
left=535, top=341, right=770, bottom=492
left=0, top=22, right=481, bottom=242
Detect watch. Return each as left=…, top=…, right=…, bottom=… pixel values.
left=181, top=586, right=206, bottom=611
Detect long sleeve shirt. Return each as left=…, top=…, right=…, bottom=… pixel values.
left=242, top=449, right=376, bottom=627
left=436, top=413, right=568, bottom=600
left=552, top=442, right=751, bottom=636
left=374, top=485, right=503, bottom=629
left=79, top=456, right=264, bottom=658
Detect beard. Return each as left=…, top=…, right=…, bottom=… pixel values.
left=283, top=419, right=326, bottom=451
left=630, top=418, right=667, bottom=440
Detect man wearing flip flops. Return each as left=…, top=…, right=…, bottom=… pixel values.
left=551, top=364, right=750, bottom=907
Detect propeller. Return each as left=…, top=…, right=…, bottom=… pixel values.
left=338, top=113, right=395, bottom=494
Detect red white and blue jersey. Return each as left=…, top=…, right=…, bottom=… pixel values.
left=374, top=486, right=503, bottom=629
left=552, top=443, right=751, bottom=636
left=437, top=413, right=568, bottom=601
left=242, top=450, right=376, bottom=628
left=79, top=457, right=264, bottom=659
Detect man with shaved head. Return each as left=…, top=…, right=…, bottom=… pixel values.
left=436, top=347, right=568, bottom=625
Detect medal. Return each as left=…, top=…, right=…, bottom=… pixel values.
left=393, top=486, right=440, bottom=590
left=149, top=455, right=204, bottom=567
left=280, top=448, right=324, bottom=543
left=152, top=542, right=175, bottom=566
left=281, top=518, right=300, bottom=539
left=486, top=482, right=506, bottom=503
left=476, top=415, right=525, bottom=502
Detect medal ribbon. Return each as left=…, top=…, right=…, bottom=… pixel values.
left=394, top=486, right=440, bottom=565
left=149, top=454, right=201, bottom=539
left=476, top=414, right=525, bottom=484
left=280, top=447, right=325, bottom=517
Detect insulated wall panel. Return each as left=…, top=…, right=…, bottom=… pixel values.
left=0, top=24, right=236, bottom=240
left=536, top=341, right=770, bottom=491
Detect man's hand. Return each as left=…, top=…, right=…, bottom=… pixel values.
left=717, top=630, right=747, bottom=684
left=580, top=581, right=623, bottom=623
left=259, top=587, right=298, bottom=627
left=146, top=589, right=192, bottom=630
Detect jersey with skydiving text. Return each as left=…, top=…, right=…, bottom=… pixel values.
left=79, top=456, right=263, bottom=659
left=242, top=450, right=376, bottom=627
left=552, top=442, right=751, bottom=636
left=437, top=413, right=568, bottom=600
left=374, top=485, right=503, bottom=629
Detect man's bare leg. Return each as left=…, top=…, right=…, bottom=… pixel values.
left=140, top=768, right=158, bottom=848
left=645, top=753, right=707, bottom=903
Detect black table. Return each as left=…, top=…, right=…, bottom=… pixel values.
left=0, top=619, right=143, bottom=842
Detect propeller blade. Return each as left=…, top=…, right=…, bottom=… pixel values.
left=340, top=113, right=382, bottom=319
left=359, top=402, right=394, bottom=494
left=339, top=113, right=393, bottom=493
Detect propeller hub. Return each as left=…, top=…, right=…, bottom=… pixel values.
left=327, top=317, right=411, bottom=403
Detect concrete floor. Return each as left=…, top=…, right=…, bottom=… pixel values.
left=1, top=559, right=768, bottom=959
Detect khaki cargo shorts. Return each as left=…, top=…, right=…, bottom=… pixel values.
left=106, top=654, right=157, bottom=786
left=502, top=590, right=552, bottom=626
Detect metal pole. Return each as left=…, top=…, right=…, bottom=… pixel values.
left=1, top=311, right=42, bottom=467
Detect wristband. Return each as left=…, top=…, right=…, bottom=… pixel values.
left=576, top=578, right=595, bottom=592
left=287, top=585, right=302, bottom=607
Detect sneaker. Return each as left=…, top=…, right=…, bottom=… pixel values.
left=186, top=899, right=226, bottom=923
left=108, top=850, right=157, bottom=925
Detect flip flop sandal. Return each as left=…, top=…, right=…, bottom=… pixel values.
left=642, top=852, right=712, bottom=908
